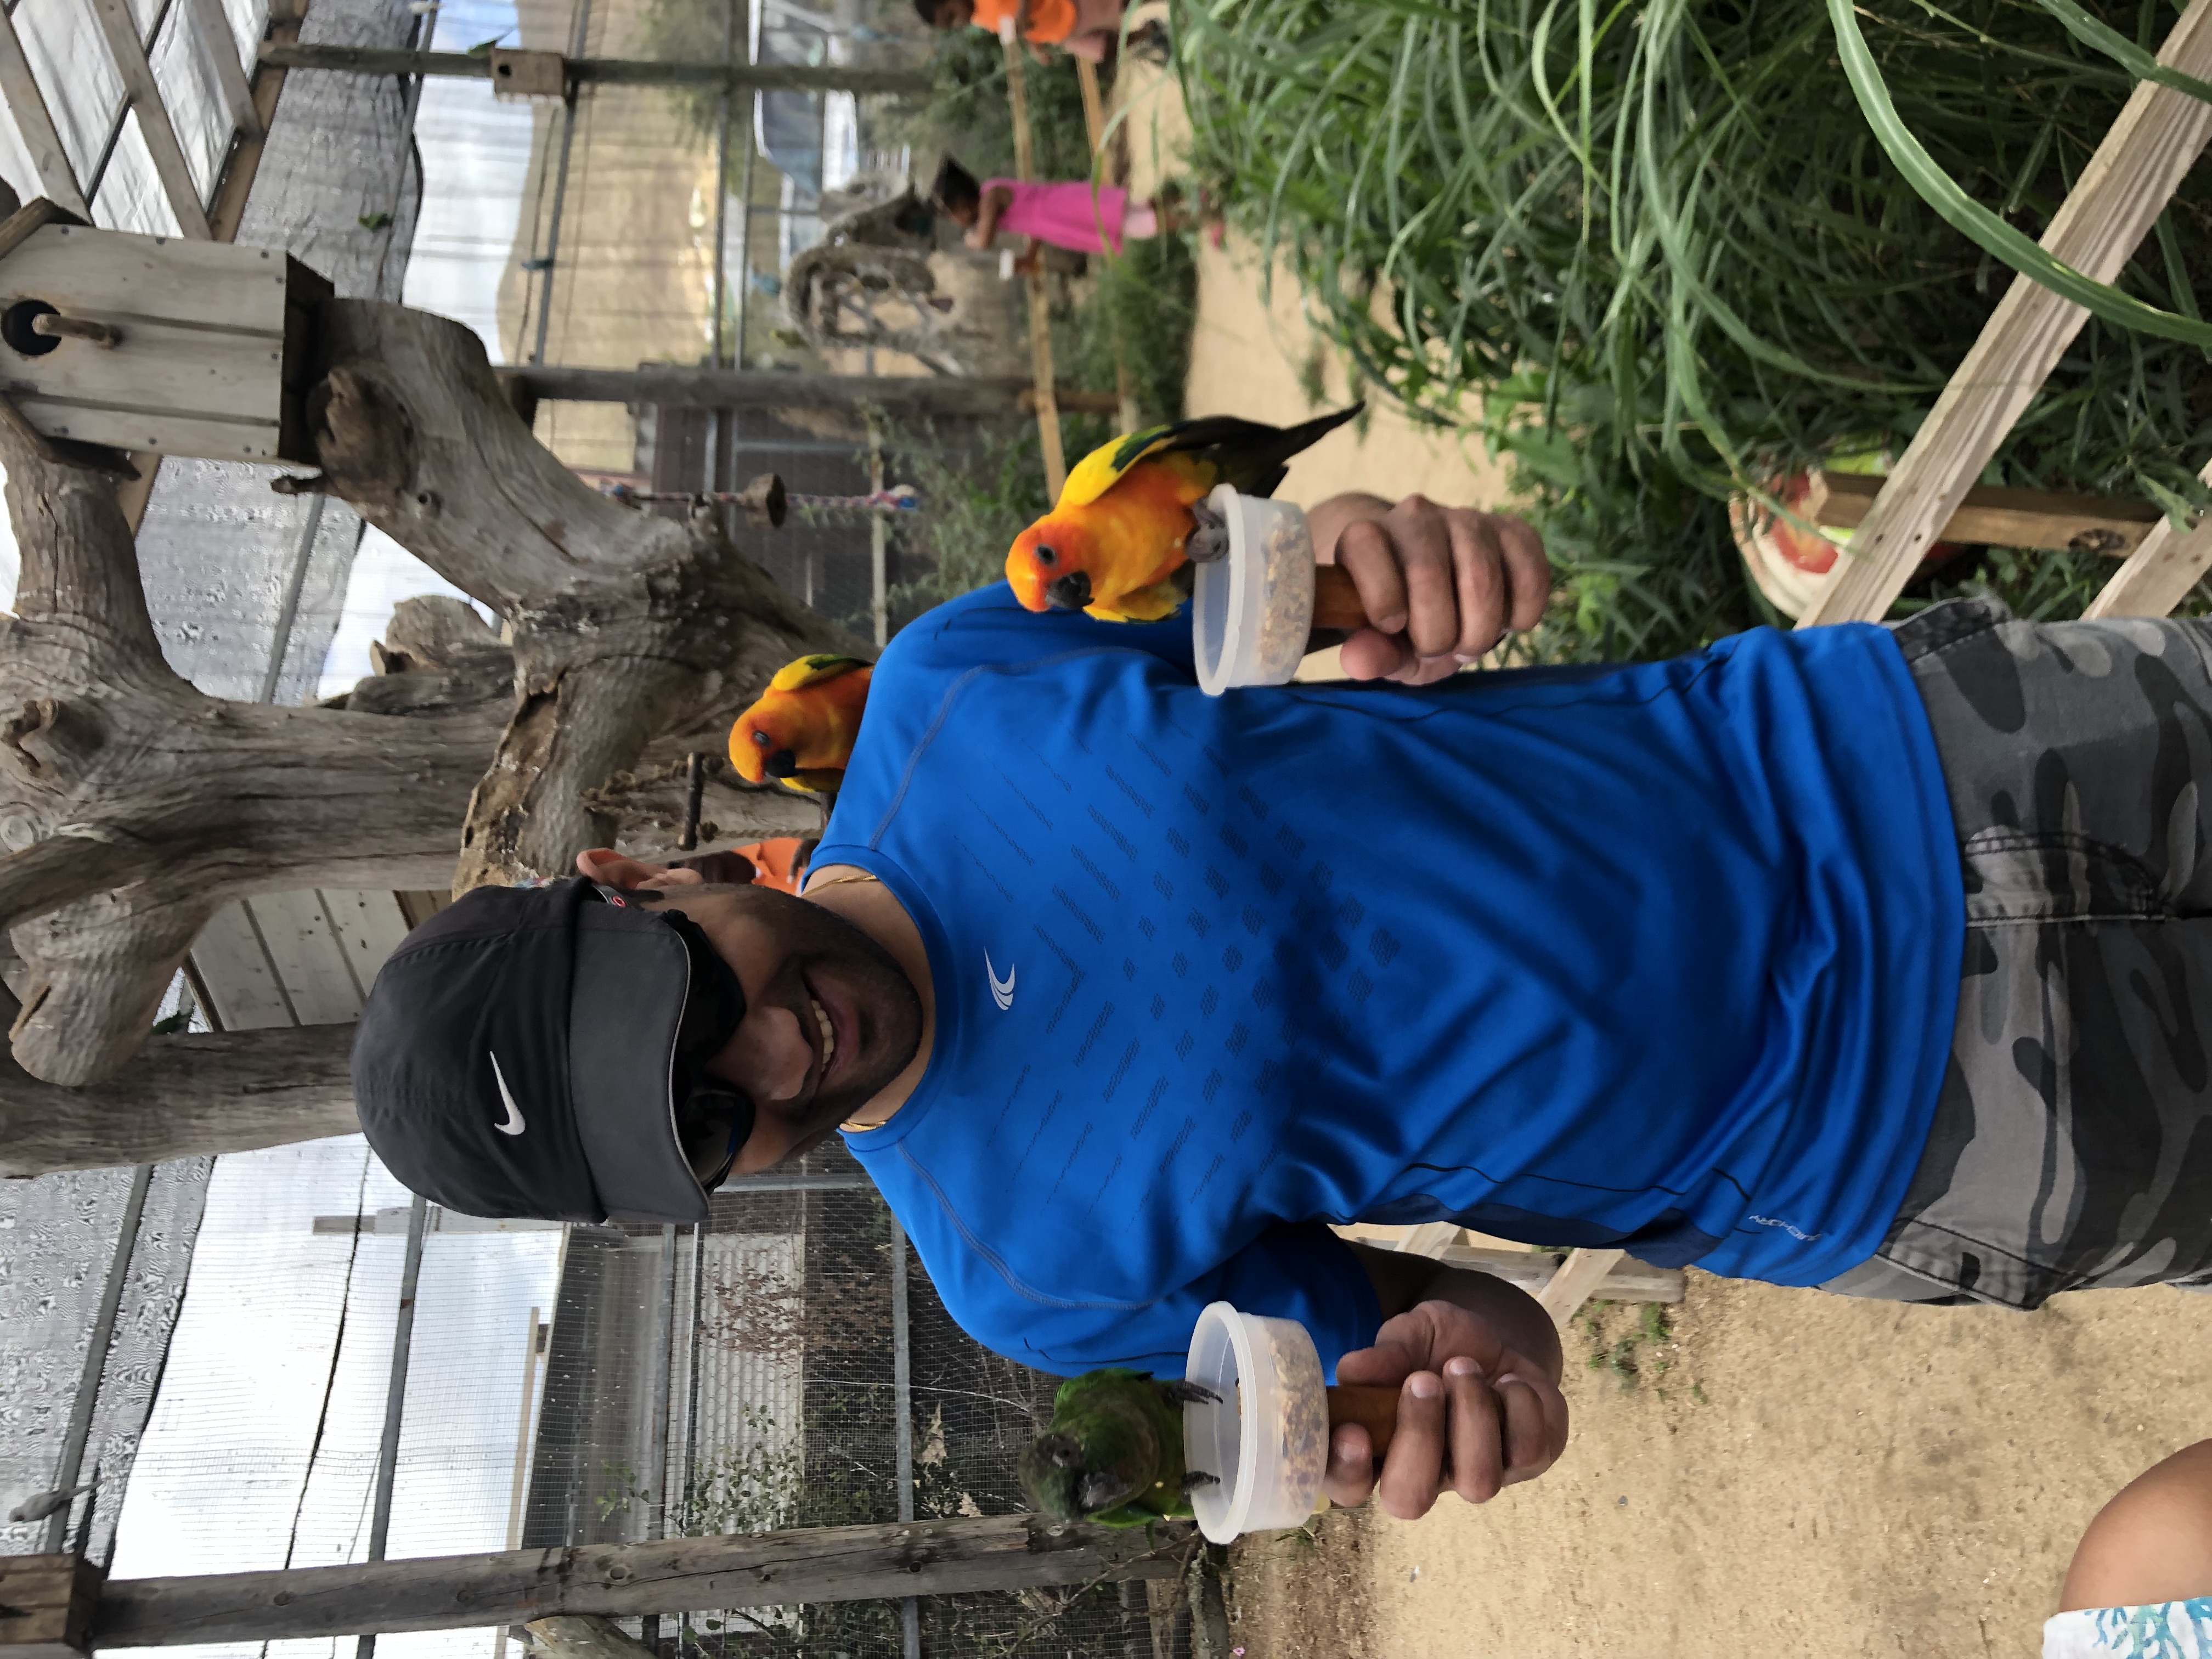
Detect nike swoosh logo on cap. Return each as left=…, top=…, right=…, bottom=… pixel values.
left=986, top=952, right=1015, bottom=1012
left=489, top=1052, right=526, bottom=1135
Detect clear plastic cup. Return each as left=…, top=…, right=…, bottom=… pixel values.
left=1182, top=1301, right=1330, bottom=1543
left=1190, top=485, right=1316, bottom=696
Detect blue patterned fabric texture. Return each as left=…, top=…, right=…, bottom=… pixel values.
left=2045, top=1599, right=2212, bottom=1658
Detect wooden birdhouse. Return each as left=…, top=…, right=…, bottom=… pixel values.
left=0, top=199, right=331, bottom=466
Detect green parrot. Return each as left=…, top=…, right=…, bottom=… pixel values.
left=1020, top=1368, right=1221, bottom=1527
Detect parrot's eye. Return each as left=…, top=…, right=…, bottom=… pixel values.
left=1035, top=545, right=1058, bottom=567
left=752, top=730, right=771, bottom=747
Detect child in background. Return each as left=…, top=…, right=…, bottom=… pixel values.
left=930, top=155, right=1188, bottom=273
left=915, top=0, right=1125, bottom=61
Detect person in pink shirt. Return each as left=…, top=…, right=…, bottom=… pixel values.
left=931, top=155, right=1192, bottom=272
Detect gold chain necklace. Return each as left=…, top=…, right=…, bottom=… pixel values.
left=805, top=870, right=880, bottom=895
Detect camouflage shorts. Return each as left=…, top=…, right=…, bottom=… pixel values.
left=1820, top=597, right=2212, bottom=1309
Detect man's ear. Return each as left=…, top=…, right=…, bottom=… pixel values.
left=574, top=848, right=702, bottom=889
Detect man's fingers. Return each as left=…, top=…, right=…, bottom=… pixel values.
left=1442, top=1355, right=1507, bottom=1504
left=1447, top=514, right=1511, bottom=661
left=1384, top=496, right=1461, bottom=661
left=1374, top=1372, right=1447, bottom=1520
left=1497, top=1373, right=1571, bottom=1486
left=1335, top=625, right=1417, bottom=684
left=1322, top=1422, right=1377, bottom=1509
left=1333, top=518, right=1410, bottom=639
left=1497, top=517, right=1553, bottom=631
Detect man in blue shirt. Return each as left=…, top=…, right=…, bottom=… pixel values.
left=356, top=492, right=2212, bottom=1522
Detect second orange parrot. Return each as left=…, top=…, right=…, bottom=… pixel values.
left=727, top=654, right=872, bottom=798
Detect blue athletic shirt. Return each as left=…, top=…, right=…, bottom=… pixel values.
left=819, top=583, right=1964, bottom=1378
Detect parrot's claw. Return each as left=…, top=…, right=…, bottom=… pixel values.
left=1162, top=1380, right=1220, bottom=1406
left=1186, top=499, right=1231, bottom=564
left=1181, top=1469, right=1221, bottom=1493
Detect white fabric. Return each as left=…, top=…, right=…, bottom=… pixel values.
left=2045, top=1600, right=2212, bottom=1659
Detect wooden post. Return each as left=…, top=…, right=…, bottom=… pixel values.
left=0, top=1555, right=104, bottom=1659
left=1003, top=38, right=1067, bottom=500
left=1075, top=59, right=1142, bottom=437
left=2086, top=460, right=2212, bottom=617
left=1534, top=1248, right=1629, bottom=1323
left=1796, top=0, right=2212, bottom=627
left=87, top=1517, right=1191, bottom=1649
left=256, top=42, right=928, bottom=95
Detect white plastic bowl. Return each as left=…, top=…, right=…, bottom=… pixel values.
left=1190, top=485, right=1316, bottom=696
left=1182, top=1301, right=1330, bottom=1543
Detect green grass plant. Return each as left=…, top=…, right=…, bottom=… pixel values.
left=1177, top=0, right=2212, bottom=659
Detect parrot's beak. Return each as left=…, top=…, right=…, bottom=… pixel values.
left=763, top=748, right=799, bottom=778
left=1046, top=571, right=1093, bottom=611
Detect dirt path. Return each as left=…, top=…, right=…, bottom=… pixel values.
left=1224, top=1279, right=2212, bottom=1658
left=1133, top=61, right=2212, bottom=1659
left=1115, top=58, right=1510, bottom=513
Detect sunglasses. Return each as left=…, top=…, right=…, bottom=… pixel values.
left=656, top=905, right=755, bottom=1192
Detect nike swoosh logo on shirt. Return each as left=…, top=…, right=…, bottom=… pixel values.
left=489, top=1052, right=526, bottom=1135
left=986, top=952, right=1017, bottom=1012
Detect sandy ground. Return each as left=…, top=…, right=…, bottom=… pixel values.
left=1147, top=60, right=2212, bottom=1659
left=1223, top=1280, right=2212, bottom=1658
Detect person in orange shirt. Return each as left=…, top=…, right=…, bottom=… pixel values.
left=671, top=839, right=819, bottom=895
left=917, top=0, right=1124, bottom=63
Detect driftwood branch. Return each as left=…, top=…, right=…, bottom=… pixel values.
left=0, top=1018, right=358, bottom=1177
left=0, top=423, right=503, bottom=1084
left=302, top=301, right=865, bottom=888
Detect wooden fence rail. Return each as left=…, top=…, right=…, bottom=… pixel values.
left=60, top=1518, right=1191, bottom=1649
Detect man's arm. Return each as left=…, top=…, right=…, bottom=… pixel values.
left=1324, top=1240, right=1571, bottom=1519
left=964, top=185, right=1014, bottom=250
left=1304, top=492, right=1552, bottom=685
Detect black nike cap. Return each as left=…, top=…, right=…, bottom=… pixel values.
left=351, top=878, right=745, bottom=1224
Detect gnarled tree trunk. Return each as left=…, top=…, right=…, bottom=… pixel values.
left=0, top=296, right=859, bottom=1140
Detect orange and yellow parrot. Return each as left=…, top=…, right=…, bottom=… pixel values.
left=727, top=654, right=872, bottom=797
left=1005, top=405, right=1363, bottom=623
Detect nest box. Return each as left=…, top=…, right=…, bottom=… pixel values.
left=0, top=205, right=331, bottom=465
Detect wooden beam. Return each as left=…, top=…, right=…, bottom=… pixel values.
left=501, top=364, right=1100, bottom=416
left=1803, top=470, right=2164, bottom=555
left=1533, top=1248, right=1629, bottom=1322
left=2084, top=458, right=2212, bottom=617
left=255, top=42, right=928, bottom=95
left=0, top=9, right=89, bottom=218
left=182, top=0, right=262, bottom=138
left=1003, top=39, right=1066, bottom=499
left=86, top=0, right=214, bottom=240
left=1443, top=1244, right=1682, bottom=1305
left=1796, top=0, right=2212, bottom=628
left=0, top=1554, right=104, bottom=1659
left=207, top=0, right=306, bottom=241
left=91, top=1517, right=1191, bottom=1647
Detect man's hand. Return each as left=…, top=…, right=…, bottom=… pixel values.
left=1305, top=493, right=1551, bottom=685
left=1324, top=1299, right=1568, bottom=1518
